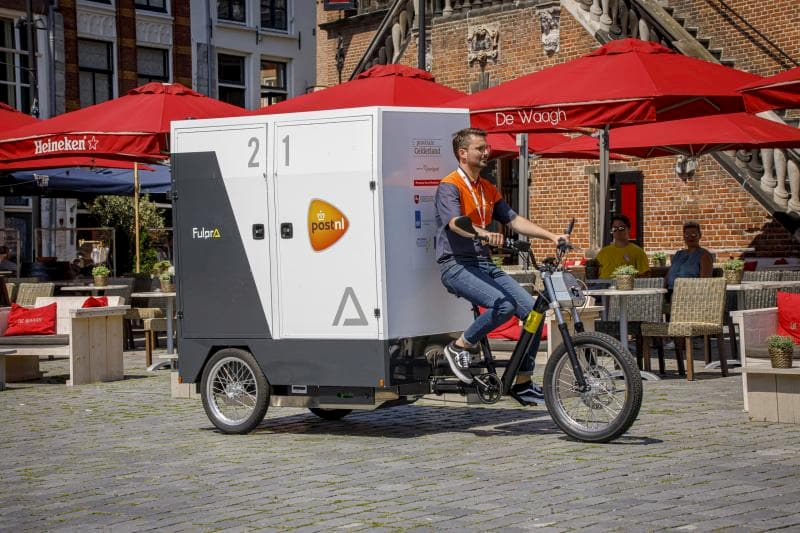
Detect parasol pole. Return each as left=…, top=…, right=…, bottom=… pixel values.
left=134, top=162, right=140, bottom=273
left=597, top=125, right=610, bottom=252
left=516, top=133, right=529, bottom=268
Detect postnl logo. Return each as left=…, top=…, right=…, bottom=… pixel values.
left=308, top=199, right=349, bottom=252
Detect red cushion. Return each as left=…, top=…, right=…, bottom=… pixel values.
left=564, top=258, right=587, bottom=267
left=775, top=258, right=788, bottom=265
left=4, top=303, right=57, bottom=336
left=478, top=306, right=548, bottom=341
left=777, top=292, right=800, bottom=345
left=82, top=296, right=108, bottom=308
left=743, top=260, right=757, bottom=272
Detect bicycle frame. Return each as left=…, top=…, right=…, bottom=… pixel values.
left=489, top=271, right=589, bottom=395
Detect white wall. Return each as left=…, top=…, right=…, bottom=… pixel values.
left=190, top=0, right=316, bottom=109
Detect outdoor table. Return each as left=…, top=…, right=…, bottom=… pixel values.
left=131, top=291, right=176, bottom=354
left=584, top=287, right=667, bottom=381
left=59, top=284, right=128, bottom=296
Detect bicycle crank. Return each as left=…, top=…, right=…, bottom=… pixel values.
left=473, top=373, right=502, bottom=404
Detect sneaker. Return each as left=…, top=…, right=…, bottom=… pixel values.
left=444, top=341, right=474, bottom=384
left=510, top=381, right=544, bottom=406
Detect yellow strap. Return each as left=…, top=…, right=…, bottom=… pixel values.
left=523, top=309, right=544, bottom=334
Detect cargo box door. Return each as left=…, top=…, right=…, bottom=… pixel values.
left=274, top=118, right=379, bottom=339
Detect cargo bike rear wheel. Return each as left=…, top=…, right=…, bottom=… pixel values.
left=201, top=348, right=269, bottom=434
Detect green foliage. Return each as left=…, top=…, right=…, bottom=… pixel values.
left=723, top=258, right=744, bottom=271
left=612, top=265, right=638, bottom=276
left=767, top=335, right=794, bottom=351
left=92, top=265, right=111, bottom=277
left=89, top=195, right=165, bottom=235
left=151, top=260, right=173, bottom=280
left=652, top=252, right=667, bottom=261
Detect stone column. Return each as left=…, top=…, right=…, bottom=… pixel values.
left=788, top=159, right=800, bottom=213
left=591, top=0, right=602, bottom=20
left=774, top=149, right=790, bottom=208
left=443, top=0, right=453, bottom=16
left=760, top=148, right=777, bottom=191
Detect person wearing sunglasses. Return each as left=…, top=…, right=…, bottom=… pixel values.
left=665, top=221, right=713, bottom=291
left=596, top=214, right=649, bottom=279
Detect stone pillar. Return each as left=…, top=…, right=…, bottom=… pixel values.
left=443, top=0, right=453, bottom=16
left=788, top=159, right=800, bottom=213
left=760, top=148, right=777, bottom=191
left=774, top=149, right=790, bottom=208
left=591, top=0, right=602, bottom=20
left=600, top=0, right=612, bottom=27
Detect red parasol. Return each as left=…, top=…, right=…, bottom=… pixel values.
left=451, top=39, right=761, bottom=134
left=738, top=66, right=800, bottom=113
left=0, top=102, right=38, bottom=131
left=0, top=82, right=247, bottom=164
left=539, top=112, right=800, bottom=159
left=0, top=157, right=154, bottom=172
left=251, top=64, right=466, bottom=114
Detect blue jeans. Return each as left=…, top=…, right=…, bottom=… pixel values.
left=440, top=258, right=543, bottom=375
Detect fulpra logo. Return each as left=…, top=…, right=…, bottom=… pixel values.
left=308, top=199, right=349, bottom=252
left=192, top=227, right=221, bottom=239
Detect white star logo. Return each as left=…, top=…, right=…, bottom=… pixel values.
left=87, top=136, right=99, bottom=150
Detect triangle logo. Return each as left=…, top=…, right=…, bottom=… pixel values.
left=308, top=199, right=349, bottom=251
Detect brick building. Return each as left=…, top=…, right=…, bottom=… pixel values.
left=317, top=0, right=800, bottom=261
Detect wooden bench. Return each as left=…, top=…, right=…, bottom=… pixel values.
left=730, top=307, right=800, bottom=417
left=0, top=296, right=130, bottom=386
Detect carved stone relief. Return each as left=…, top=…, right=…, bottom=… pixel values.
left=467, top=23, right=499, bottom=66
left=536, top=4, right=561, bottom=55
left=76, top=7, right=117, bottom=39
left=137, top=17, right=173, bottom=46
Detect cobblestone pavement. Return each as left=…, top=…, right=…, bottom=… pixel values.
left=2, top=349, right=800, bottom=532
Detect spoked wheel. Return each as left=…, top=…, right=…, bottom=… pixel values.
left=543, top=332, right=642, bottom=443
left=201, top=348, right=269, bottom=434
left=309, top=408, right=352, bottom=420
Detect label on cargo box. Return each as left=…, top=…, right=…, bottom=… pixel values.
left=308, top=199, right=349, bottom=252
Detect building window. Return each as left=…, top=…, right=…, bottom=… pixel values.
left=137, top=47, right=169, bottom=85
left=260, top=60, right=287, bottom=107
left=135, top=0, right=167, bottom=12
left=0, top=17, right=33, bottom=113
left=78, top=39, right=114, bottom=108
left=218, top=0, right=246, bottom=23
left=261, top=0, right=287, bottom=31
left=218, top=54, right=245, bottom=107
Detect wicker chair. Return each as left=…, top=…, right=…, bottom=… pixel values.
left=779, top=270, right=800, bottom=293
left=641, top=277, right=728, bottom=380
left=741, top=270, right=781, bottom=309
left=15, top=282, right=55, bottom=306
left=595, top=277, right=665, bottom=369
left=125, top=276, right=165, bottom=350
left=5, top=277, right=40, bottom=304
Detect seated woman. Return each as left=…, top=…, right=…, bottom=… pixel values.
left=666, top=220, right=713, bottom=292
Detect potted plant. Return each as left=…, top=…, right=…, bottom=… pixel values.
left=92, top=265, right=110, bottom=287
left=612, top=265, right=638, bottom=290
left=651, top=251, right=667, bottom=268
left=152, top=260, right=175, bottom=292
left=723, top=258, right=745, bottom=284
left=767, top=335, right=794, bottom=368
left=585, top=258, right=600, bottom=281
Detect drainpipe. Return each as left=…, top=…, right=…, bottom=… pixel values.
left=47, top=0, right=57, bottom=117
left=26, top=0, right=38, bottom=116
left=205, top=0, right=213, bottom=95
left=417, top=0, right=426, bottom=70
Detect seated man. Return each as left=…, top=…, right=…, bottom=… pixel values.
left=0, top=245, right=17, bottom=274
left=596, top=215, right=649, bottom=279
left=665, top=220, right=713, bottom=290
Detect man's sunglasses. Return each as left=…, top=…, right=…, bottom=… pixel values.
left=610, top=225, right=628, bottom=232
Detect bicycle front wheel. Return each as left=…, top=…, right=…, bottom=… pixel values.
left=543, top=331, right=642, bottom=443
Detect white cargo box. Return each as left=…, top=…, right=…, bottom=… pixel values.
left=171, top=107, right=472, bottom=344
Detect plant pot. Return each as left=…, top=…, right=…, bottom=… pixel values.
left=723, top=269, right=743, bottom=284
left=93, top=275, right=108, bottom=287
left=652, top=259, right=666, bottom=268
left=160, top=279, right=175, bottom=292
left=615, top=274, right=634, bottom=290
left=770, top=346, right=793, bottom=369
